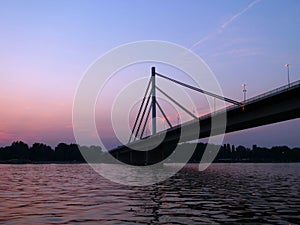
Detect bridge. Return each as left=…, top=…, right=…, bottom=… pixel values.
left=110, top=67, right=300, bottom=165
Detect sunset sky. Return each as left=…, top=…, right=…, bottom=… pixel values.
left=1, top=0, right=300, bottom=148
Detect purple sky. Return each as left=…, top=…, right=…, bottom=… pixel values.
left=0, top=0, right=299, bottom=148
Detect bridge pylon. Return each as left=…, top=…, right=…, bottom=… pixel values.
left=151, top=67, right=157, bottom=135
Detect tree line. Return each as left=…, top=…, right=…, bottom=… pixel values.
left=0, top=141, right=103, bottom=163
left=0, top=141, right=299, bottom=163
left=185, top=143, right=300, bottom=163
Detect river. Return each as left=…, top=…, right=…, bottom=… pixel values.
left=0, top=163, right=299, bottom=224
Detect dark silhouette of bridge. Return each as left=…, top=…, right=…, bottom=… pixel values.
left=110, top=67, right=300, bottom=165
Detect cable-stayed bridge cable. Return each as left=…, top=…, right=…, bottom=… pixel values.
left=133, top=93, right=152, bottom=142
left=129, top=78, right=152, bottom=143
left=156, top=85, right=198, bottom=120
left=156, top=100, right=173, bottom=128
left=140, top=104, right=152, bottom=139
left=155, top=72, right=243, bottom=106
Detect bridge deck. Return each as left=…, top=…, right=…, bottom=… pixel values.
left=110, top=80, right=300, bottom=164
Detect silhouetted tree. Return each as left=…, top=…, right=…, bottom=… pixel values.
left=79, top=145, right=103, bottom=163
left=55, top=143, right=69, bottom=161
left=7, top=141, right=29, bottom=160
left=29, top=143, right=54, bottom=161
left=54, top=143, right=85, bottom=162
left=68, top=143, right=84, bottom=162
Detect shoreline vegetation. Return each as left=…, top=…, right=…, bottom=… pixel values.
left=0, top=141, right=300, bottom=164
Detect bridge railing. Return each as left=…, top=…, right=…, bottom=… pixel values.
left=244, top=79, right=300, bottom=104
left=197, top=79, right=300, bottom=122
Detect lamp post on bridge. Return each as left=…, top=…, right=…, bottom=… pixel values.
left=284, top=64, right=291, bottom=88
left=242, top=83, right=247, bottom=103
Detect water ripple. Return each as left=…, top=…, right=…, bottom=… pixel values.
left=0, top=163, right=299, bottom=224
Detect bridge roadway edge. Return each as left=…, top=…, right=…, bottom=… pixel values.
left=109, top=85, right=300, bottom=165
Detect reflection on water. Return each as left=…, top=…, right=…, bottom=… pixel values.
left=0, top=163, right=299, bottom=224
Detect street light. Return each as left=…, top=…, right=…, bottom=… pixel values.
left=284, top=63, right=291, bottom=87
left=242, top=83, right=247, bottom=103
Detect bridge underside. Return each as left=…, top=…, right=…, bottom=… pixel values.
left=110, top=85, right=300, bottom=165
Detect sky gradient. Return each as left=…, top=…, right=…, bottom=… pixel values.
left=0, top=0, right=300, bottom=148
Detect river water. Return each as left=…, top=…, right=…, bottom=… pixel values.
left=0, top=163, right=299, bottom=224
